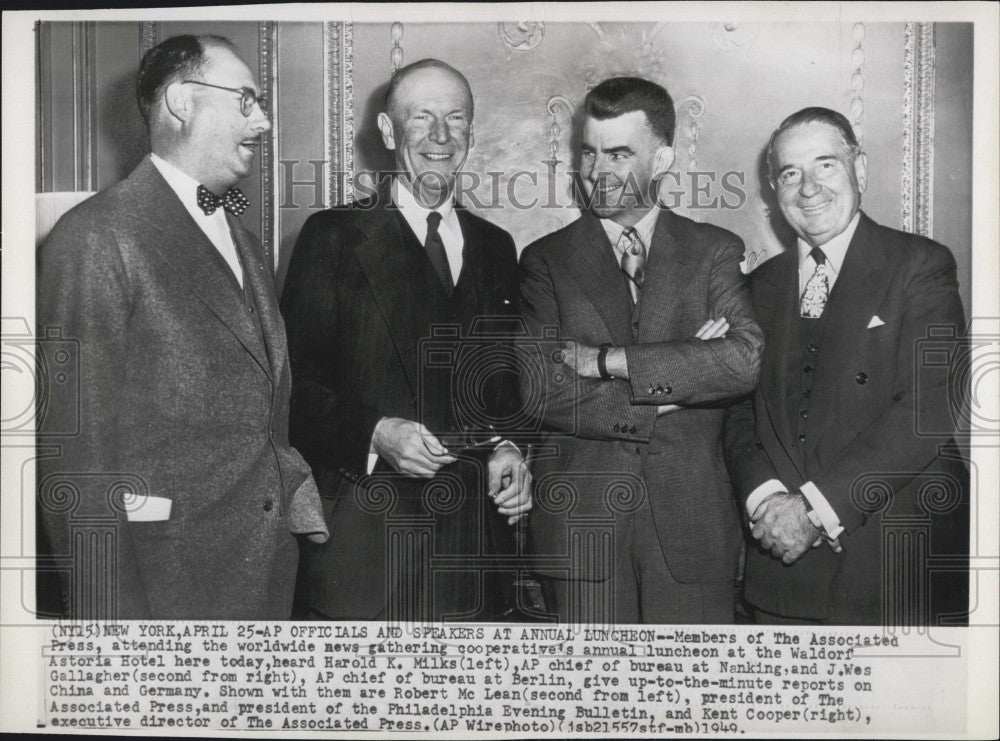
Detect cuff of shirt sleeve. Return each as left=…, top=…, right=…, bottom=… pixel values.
left=366, top=452, right=378, bottom=476
left=746, top=479, right=787, bottom=518
left=493, top=439, right=521, bottom=457
left=800, top=481, right=845, bottom=540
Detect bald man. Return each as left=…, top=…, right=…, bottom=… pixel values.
left=282, top=59, right=531, bottom=621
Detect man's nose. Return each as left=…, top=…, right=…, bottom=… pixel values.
left=799, top=172, right=821, bottom=198
left=251, top=105, right=271, bottom=134
left=430, top=118, right=449, bottom=144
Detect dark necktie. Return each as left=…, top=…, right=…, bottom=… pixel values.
left=424, top=211, right=454, bottom=292
left=620, top=227, right=646, bottom=305
left=196, top=185, right=250, bottom=216
left=800, top=247, right=830, bottom=318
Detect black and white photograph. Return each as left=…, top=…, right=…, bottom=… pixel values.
left=2, top=2, right=998, bottom=738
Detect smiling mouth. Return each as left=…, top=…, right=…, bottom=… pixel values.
left=422, top=153, right=452, bottom=161
left=239, top=140, right=259, bottom=153
left=799, top=200, right=831, bottom=213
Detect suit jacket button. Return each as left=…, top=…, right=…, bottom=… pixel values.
left=798, top=434, right=806, bottom=442
left=856, top=372, right=868, bottom=384
left=263, top=498, right=273, bottom=512
left=807, top=343, right=818, bottom=353
left=614, top=424, right=621, bottom=432
left=648, top=386, right=655, bottom=395
left=629, top=425, right=637, bottom=434
left=656, top=385, right=664, bottom=393
left=632, top=321, right=639, bottom=330
left=799, top=409, right=808, bottom=419
left=664, top=386, right=672, bottom=395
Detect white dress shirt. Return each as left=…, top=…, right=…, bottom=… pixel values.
left=745, top=211, right=863, bottom=542
left=150, top=154, right=244, bottom=288
left=599, top=205, right=660, bottom=263
left=394, top=178, right=465, bottom=285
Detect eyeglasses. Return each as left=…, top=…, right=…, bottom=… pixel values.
left=181, top=80, right=269, bottom=117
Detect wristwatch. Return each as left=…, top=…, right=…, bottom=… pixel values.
left=799, top=491, right=825, bottom=532
left=597, top=343, right=613, bottom=381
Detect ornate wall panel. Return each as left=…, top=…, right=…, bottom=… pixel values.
left=902, top=22, right=936, bottom=237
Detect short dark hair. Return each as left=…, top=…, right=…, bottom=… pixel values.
left=766, top=106, right=861, bottom=182
left=136, top=34, right=235, bottom=127
left=583, top=77, right=675, bottom=146
left=385, top=58, right=474, bottom=118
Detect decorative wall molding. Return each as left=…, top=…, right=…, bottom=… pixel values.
left=390, top=22, right=404, bottom=72
left=72, top=22, right=97, bottom=192
left=258, top=21, right=277, bottom=268
left=36, top=22, right=52, bottom=191
left=677, top=95, right=706, bottom=171
left=324, top=21, right=355, bottom=206
left=498, top=22, right=545, bottom=58
left=710, top=22, right=758, bottom=52
left=543, top=95, right=574, bottom=173
left=849, top=22, right=866, bottom=145
left=139, top=21, right=159, bottom=57
left=901, top=22, right=936, bottom=237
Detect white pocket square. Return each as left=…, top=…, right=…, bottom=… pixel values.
left=867, top=315, right=885, bottom=329
left=123, top=495, right=172, bottom=522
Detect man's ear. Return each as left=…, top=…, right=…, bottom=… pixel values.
left=468, top=122, right=475, bottom=150
left=653, top=145, right=675, bottom=178
left=854, top=152, right=868, bottom=194
left=162, top=81, right=192, bottom=124
left=377, top=112, right=396, bottom=150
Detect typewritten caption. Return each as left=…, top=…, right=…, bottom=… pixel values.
left=44, top=623, right=963, bottom=735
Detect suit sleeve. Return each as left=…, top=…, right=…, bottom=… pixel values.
left=518, top=242, right=657, bottom=442
left=281, top=213, right=384, bottom=479
left=723, top=394, right=782, bottom=507
left=810, top=243, right=966, bottom=533
left=37, top=216, right=152, bottom=618
left=624, top=236, right=764, bottom=405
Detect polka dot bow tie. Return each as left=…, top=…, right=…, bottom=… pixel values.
left=196, top=185, right=250, bottom=216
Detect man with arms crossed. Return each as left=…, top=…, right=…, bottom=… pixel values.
left=520, top=77, right=763, bottom=623
left=37, top=35, right=326, bottom=619
left=282, top=59, right=531, bottom=621
left=725, top=107, right=969, bottom=625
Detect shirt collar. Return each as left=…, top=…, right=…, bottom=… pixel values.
left=599, top=205, right=661, bottom=254
left=393, top=177, right=455, bottom=223
left=797, top=210, right=861, bottom=276
left=150, top=153, right=205, bottom=211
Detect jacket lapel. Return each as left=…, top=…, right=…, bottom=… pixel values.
left=230, top=216, right=282, bottom=380
left=634, top=210, right=698, bottom=342
left=757, top=247, right=804, bottom=473
left=126, top=158, right=271, bottom=376
left=561, top=212, right=635, bottom=345
left=351, top=196, right=432, bottom=399
left=455, top=206, right=487, bottom=313
left=807, top=213, right=891, bottom=436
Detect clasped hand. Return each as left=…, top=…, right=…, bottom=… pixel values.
left=749, top=492, right=842, bottom=564
left=371, top=418, right=531, bottom=524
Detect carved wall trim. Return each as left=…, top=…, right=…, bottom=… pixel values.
left=850, top=22, right=866, bottom=145
left=139, top=21, right=159, bottom=57
left=901, top=22, right=936, bottom=237
left=36, top=22, right=52, bottom=191
left=543, top=95, right=574, bottom=172
left=259, top=21, right=277, bottom=268
left=72, top=22, right=97, bottom=192
left=391, top=22, right=404, bottom=72
left=498, top=22, right=545, bottom=58
left=324, top=21, right=355, bottom=206
left=677, top=95, right=706, bottom=171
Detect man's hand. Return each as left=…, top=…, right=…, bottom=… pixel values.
left=559, top=342, right=600, bottom=379
left=371, top=417, right=456, bottom=478
left=487, top=445, right=532, bottom=525
left=749, top=492, right=822, bottom=564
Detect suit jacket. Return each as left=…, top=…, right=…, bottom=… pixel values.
left=519, top=209, right=763, bottom=585
left=725, top=212, right=969, bottom=624
left=36, top=156, right=323, bottom=619
left=281, top=189, right=522, bottom=619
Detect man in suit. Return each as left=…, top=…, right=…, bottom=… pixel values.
left=519, top=77, right=763, bottom=624
left=725, top=107, right=969, bottom=625
left=281, top=59, right=531, bottom=621
left=36, top=34, right=327, bottom=619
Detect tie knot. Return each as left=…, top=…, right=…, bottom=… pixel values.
left=810, top=247, right=827, bottom=266
left=427, top=211, right=443, bottom=230
left=621, top=228, right=644, bottom=255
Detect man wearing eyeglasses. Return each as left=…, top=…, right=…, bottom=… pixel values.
left=36, top=34, right=327, bottom=619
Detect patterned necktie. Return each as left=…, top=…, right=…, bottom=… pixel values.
left=800, top=247, right=830, bottom=318
left=196, top=185, right=250, bottom=216
left=424, top=211, right=454, bottom=292
left=620, top=227, right=646, bottom=304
